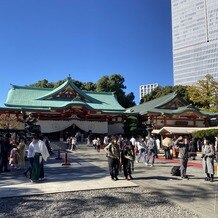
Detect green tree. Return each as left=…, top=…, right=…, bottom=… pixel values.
left=96, top=74, right=135, bottom=108
left=123, top=116, right=138, bottom=138
left=28, top=79, right=54, bottom=88
left=140, top=85, right=189, bottom=104
left=29, top=79, right=86, bottom=90
left=28, top=74, right=135, bottom=108
left=187, top=74, right=218, bottom=112
left=192, top=129, right=218, bottom=142
left=81, top=82, right=96, bottom=91
left=52, top=79, right=67, bottom=88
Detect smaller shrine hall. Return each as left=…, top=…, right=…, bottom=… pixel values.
left=0, top=77, right=126, bottom=140
left=125, top=92, right=218, bottom=134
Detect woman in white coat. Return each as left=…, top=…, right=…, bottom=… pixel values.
left=201, top=138, right=215, bottom=182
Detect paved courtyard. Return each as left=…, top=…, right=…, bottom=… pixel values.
left=0, top=143, right=217, bottom=218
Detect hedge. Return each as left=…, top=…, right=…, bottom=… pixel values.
left=192, top=129, right=218, bottom=139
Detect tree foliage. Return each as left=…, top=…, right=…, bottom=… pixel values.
left=123, top=116, right=138, bottom=138
left=28, top=79, right=54, bottom=88
left=123, top=115, right=148, bottom=138
left=96, top=74, right=135, bottom=108
left=28, top=74, right=135, bottom=108
left=187, top=74, right=218, bottom=112
left=0, top=114, right=19, bottom=129
left=81, top=82, right=96, bottom=91
left=192, top=129, right=218, bottom=141
left=140, top=85, right=189, bottom=104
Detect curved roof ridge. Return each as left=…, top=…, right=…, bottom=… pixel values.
left=154, top=92, right=178, bottom=108
left=84, top=90, right=115, bottom=95
left=36, top=77, right=98, bottom=103
left=126, top=92, right=177, bottom=112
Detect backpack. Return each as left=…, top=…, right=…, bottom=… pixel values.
left=171, top=166, right=181, bottom=176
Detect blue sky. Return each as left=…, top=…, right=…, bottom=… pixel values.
left=0, top=0, right=172, bottom=106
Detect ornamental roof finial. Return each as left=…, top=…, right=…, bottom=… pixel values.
left=67, top=74, right=72, bottom=81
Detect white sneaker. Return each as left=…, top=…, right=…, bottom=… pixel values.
left=144, top=163, right=148, bottom=166
left=135, top=160, right=139, bottom=163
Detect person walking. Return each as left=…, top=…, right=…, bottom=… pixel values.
left=201, top=138, right=215, bottom=182
left=130, top=136, right=136, bottom=148
left=38, top=135, right=50, bottom=180
left=17, top=137, right=26, bottom=169
left=103, top=135, right=109, bottom=148
left=28, top=134, right=50, bottom=182
left=175, top=135, right=189, bottom=180
left=24, top=135, right=38, bottom=179
left=96, top=137, right=101, bottom=152
left=135, top=138, right=147, bottom=164
left=104, top=137, right=120, bottom=181
left=146, top=136, right=157, bottom=167
left=71, top=136, right=77, bottom=151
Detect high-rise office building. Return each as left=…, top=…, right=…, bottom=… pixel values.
left=139, top=83, right=159, bottom=100
left=171, top=0, right=218, bottom=85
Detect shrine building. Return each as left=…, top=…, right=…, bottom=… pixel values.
left=0, top=77, right=126, bottom=140
left=0, top=77, right=217, bottom=140
left=125, top=92, right=218, bottom=135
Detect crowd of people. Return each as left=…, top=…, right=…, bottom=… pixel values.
left=0, top=133, right=51, bottom=182
left=101, top=134, right=217, bottom=182
left=103, top=135, right=158, bottom=181
left=1, top=131, right=217, bottom=184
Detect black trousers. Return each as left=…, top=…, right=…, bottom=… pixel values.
left=164, top=148, right=171, bottom=159
left=39, top=159, right=44, bottom=179
left=180, top=158, right=188, bottom=178
left=0, top=153, right=9, bottom=171
left=24, top=157, right=34, bottom=178
left=108, top=157, right=119, bottom=179
left=123, top=158, right=132, bottom=178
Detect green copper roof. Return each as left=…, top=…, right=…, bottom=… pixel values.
left=146, top=106, right=204, bottom=116
left=37, top=77, right=97, bottom=103
left=125, top=92, right=205, bottom=116
left=4, top=77, right=125, bottom=113
left=125, top=92, right=178, bottom=114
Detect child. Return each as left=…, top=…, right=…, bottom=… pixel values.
left=9, top=146, right=19, bottom=168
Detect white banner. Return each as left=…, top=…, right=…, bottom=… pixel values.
left=37, top=120, right=108, bottom=134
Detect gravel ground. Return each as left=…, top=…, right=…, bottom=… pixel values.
left=0, top=187, right=201, bottom=218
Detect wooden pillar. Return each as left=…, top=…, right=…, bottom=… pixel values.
left=163, top=116, right=167, bottom=126
left=193, top=118, right=196, bottom=127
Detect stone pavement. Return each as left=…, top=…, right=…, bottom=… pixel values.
left=73, top=145, right=218, bottom=218
left=0, top=142, right=218, bottom=218
left=0, top=147, right=137, bottom=198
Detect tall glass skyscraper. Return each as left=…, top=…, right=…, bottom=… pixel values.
left=171, top=0, right=218, bottom=85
